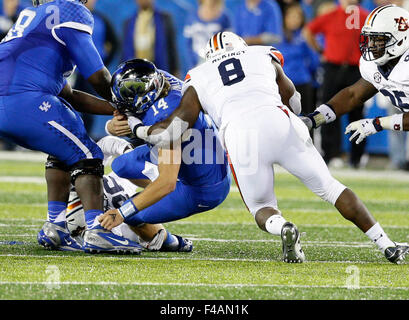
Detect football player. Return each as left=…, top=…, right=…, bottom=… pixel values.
left=66, top=170, right=192, bottom=252
left=302, top=5, right=409, bottom=145
left=97, top=59, right=231, bottom=246
left=0, top=0, right=141, bottom=253
left=128, top=31, right=409, bottom=264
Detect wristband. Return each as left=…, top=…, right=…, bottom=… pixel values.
left=289, top=91, right=302, bottom=115
left=379, top=113, right=403, bottom=131
left=136, top=125, right=150, bottom=140
left=307, top=111, right=325, bottom=129
left=316, top=104, right=337, bottom=123
left=118, top=199, right=139, bottom=219
left=372, top=117, right=384, bottom=132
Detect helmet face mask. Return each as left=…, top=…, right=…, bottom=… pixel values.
left=111, top=59, right=166, bottom=114
left=360, top=32, right=396, bottom=63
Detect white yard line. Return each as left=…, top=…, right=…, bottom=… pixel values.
left=0, top=254, right=389, bottom=265
left=0, top=233, right=378, bottom=247
left=0, top=176, right=45, bottom=184
left=0, top=280, right=407, bottom=290
left=0, top=151, right=47, bottom=162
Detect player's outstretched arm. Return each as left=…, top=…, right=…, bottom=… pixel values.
left=87, top=67, right=113, bottom=101
left=99, top=147, right=182, bottom=230
left=56, top=27, right=113, bottom=102
left=59, top=82, right=115, bottom=115
left=345, top=108, right=409, bottom=145
left=273, top=60, right=301, bottom=115
left=302, top=78, right=378, bottom=130
left=132, top=86, right=203, bottom=147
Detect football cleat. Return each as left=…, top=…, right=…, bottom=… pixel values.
left=173, top=235, right=193, bottom=252
left=83, top=228, right=143, bottom=254
left=281, top=222, right=305, bottom=263
left=384, top=243, right=409, bottom=264
left=37, top=221, right=83, bottom=252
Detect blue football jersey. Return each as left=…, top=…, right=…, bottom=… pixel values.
left=142, top=71, right=229, bottom=187
left=0, top=0, right=95, bottom=96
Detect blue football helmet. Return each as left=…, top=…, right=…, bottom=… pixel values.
left=111, top=59, right=166, bottom=114
left=32, top=0, right=87, bottom=7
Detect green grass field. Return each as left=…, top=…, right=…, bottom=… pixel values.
left=1, top=157, right=409, bottom=300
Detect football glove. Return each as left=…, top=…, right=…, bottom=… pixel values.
left=345, top=118, right=383, bottom=144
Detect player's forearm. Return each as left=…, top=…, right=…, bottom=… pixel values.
left=326, top=87, right=363, bottom=117
left=69, top=90, right=115, bottom=115
left=305, top=87, right=366, bottom=129
left=87, top=67, right=113, bottom=101
left=134, top=179, right=176, bottom=211
left=118, top=178, right=176, bottom=221
left=135, top=87, right=202, bottom=146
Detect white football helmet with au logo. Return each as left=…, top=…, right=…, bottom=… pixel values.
left=204, top=31, right=248, bottom=61
left=360, top=4, right=409, bottom=65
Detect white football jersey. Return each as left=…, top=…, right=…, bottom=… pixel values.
left=360, top=49, right=409, bottom=112
left=183, top=46, right=285, bottom=133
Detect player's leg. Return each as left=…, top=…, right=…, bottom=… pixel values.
left=1, top=94, right=141, bottom=253
left=37, top=156, right=84, bottom=251
left=0, top=95, right=84, bottom=250
left=122, top=175, right=231, bottom=252
left=123, top=181, right=194, bottom=252
left=280, top=115, right=408, bottom=263
left=223, top=108, right=305, bottom=262
left=111, top=144, right=158, bottom=181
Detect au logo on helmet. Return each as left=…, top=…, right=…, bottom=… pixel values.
left=394, top=17, right=409, bottom=31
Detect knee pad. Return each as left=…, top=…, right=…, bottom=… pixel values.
left=45, top=155, right=69, bottom=172
left=316, top=179, right=346, bottom=205
left=70, top=158, right=104, bottom=185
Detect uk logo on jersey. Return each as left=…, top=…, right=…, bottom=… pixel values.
left=39, top=101, right=52, bottom=112
left=394, top=17, right=409, bottom=31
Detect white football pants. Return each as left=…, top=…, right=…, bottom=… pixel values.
left=223, top=106, right=346, bottom=216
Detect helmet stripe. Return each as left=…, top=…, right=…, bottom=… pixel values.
left=366, top=6, right=384, bottom=26
left=367, top=5, right=394, bottom=26
left=213, top=34, right=219, bottom=51
left=219, top=32, right=224, bottom=49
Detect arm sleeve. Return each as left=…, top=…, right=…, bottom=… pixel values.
left=55, top=27, right=105, bottom=79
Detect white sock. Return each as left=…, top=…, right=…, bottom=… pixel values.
left=265, top=214, right=287, bottom=236
left=365, top=223, right=395, bottom=253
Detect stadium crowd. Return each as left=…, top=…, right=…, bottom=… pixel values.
left=1, top=0, right=409, bottom=170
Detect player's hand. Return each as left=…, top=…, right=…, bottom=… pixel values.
left=345, top=118, right=381, bottom=144
left=107, top=113, right=132, bottom=136
left=98, top=209, right=124, bottom=231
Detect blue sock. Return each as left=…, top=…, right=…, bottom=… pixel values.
left=85, top=209, right=104, bottom=230
left=47, top=201, right=67, bottom=228
left=161, top=231, right=179, bottom=251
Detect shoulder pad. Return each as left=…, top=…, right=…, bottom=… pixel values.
left=269, top=47, right=284, bottom=67
left=57, top=0, right=94, bottom=30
